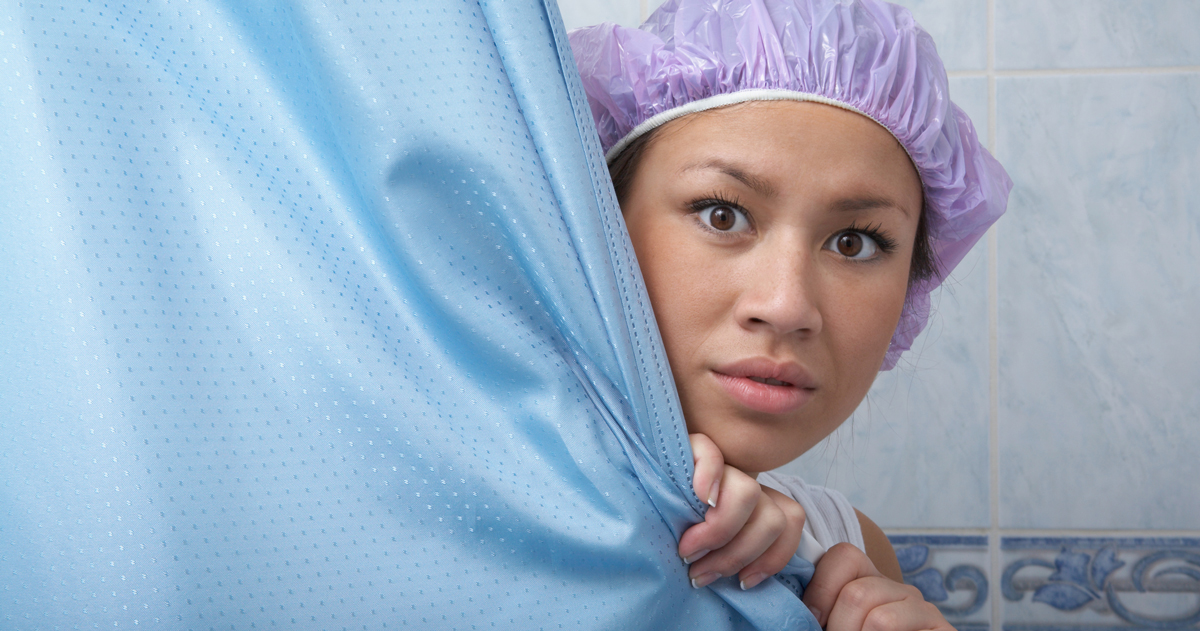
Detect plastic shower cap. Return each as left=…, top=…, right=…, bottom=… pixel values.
left=569, top=0, right=1012, bottom=369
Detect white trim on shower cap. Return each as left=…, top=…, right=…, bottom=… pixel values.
left=603, top=88, right=909, bottom=165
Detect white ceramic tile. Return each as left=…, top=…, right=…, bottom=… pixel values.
left=891, top=0, right=988, bottom=72
left=776, top=244, right=991, bottom=529
left=996, top=0, right=1200, bottom=69
left=949, top=76, right=989, bottom=137
left=558, top=0, right=641, bottom=29
left=996, top=73, right=1200, bottom=529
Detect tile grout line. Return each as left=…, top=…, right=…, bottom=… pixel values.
left=986, top=0, right=1000, bottom=628
left=887, top=527, right=1200, bottom=537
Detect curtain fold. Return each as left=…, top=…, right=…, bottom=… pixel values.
left=0, top=1, right=815, bottom=627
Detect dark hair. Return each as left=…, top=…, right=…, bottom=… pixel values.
left=608, top=128, right=659, bottom=207
left=608, top=127, right=939, bottom=288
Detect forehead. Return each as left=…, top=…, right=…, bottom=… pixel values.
left=653, top=101, right=915, bottom=186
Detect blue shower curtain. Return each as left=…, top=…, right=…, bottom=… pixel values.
left=0, top=1, right=816, bottom=628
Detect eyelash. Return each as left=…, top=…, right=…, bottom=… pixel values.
left=840, top=221, right=898, bottom=255
left=687, top=193, right=752, bottom=235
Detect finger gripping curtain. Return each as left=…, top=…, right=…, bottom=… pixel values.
left=0, top=1, right=816, bottom=628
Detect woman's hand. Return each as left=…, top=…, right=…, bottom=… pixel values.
left=680, top=433, right=807, bottom=590
left=802, top=542, right=954, bottom=631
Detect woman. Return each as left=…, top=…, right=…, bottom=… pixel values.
left=570, top=0, right=1011, bottom=626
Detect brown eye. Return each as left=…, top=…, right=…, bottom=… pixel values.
left=826, top=230, right=881, bottom=260
left=697, top=204, right=750, bottom=233
left=710, top=206, right=736, bottom=230
left=836, top=233, right=863, bottom=257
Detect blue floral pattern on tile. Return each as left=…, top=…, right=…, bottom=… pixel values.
left=1002, top=538, right=1200, bottom=629
left=891, top=536, right=989, bottom=619
left=1002, top=546, right=1123, bottom=610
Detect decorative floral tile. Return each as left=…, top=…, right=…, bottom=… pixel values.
left=890, top=535, right=991, bottom=631
left=1001, top=537, right=1200, bottom=629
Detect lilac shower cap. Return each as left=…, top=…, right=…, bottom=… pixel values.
left=569, top=0, right=1012, bottom=369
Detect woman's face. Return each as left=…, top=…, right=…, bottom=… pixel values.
left=621, top=101, right=923, bottom=474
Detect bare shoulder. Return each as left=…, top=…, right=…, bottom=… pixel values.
left=854, top=508, right=903, bottom=582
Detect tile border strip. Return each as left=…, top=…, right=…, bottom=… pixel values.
left=887, top=535, right=1200, bottom=630
left=1000, top=536, right=1200, bottom=630
left=890, top=534, right=991, bottom=627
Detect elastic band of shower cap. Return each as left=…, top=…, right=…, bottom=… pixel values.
left=568, top=0, right=1013, bottom=370
left=603, top=89, right=913, bottom=167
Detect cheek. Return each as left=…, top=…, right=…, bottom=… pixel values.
left=633, top=236, right=721, bottom=357
left=850, top=279, right=907, bottom=346
left=824, top=272, right=909, bottom=395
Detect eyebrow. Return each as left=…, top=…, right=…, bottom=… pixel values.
left=682, top=159, right=918, bottom=218
left=680, top=159, right=777, bottom=198
left=831, top=195, right=916, bottom=218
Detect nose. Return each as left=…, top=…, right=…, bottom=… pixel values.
left=734, top=246, right=823, bottom=337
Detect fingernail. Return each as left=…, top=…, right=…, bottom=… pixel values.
left=739, top=572, right=766, bottom=590
left=690, top=572, right=720, bottom=589
left=682, top=549, right=710, bottom=565
left=707, top=479, right=720, bottom=507
left=807, top=606, right=822, bottom=625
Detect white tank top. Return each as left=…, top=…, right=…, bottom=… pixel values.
left=757, top=471, right=866, bottom=555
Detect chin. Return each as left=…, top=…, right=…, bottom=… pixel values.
left=703, top=423, right=807, bottom=476
left=724, top=450, right=792, bottom=477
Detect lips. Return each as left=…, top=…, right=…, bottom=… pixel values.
left=711, top=358, right=816, bottom=415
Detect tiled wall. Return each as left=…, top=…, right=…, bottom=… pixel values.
left=558, top=0, right=1200, bottom=628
